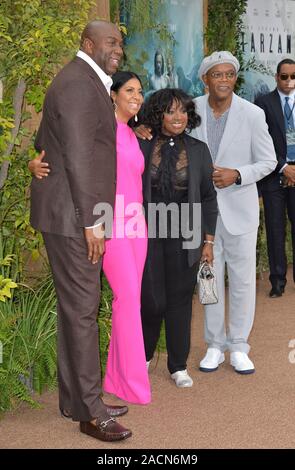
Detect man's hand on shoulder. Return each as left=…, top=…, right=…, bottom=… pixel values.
left=134, top=125, right=153, bottom=140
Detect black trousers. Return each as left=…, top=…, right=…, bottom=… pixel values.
left=261, top=186, right=295, bottom=288
left=42, top=233, right=109, bottom=422
left=141, top=237, right=197, bottom=374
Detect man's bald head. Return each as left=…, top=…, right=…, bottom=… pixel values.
left=80, top=20, right=118, bottom=47
left=80, top=20, right=123, bottom=75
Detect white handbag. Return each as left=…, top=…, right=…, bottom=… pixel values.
left=196, top=261, right=218, bottom=305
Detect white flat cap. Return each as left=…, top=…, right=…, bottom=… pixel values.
left=198, top=51, right=240, bottom=79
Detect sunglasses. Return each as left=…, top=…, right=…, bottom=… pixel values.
left=279, top=73, right=295, bottom=80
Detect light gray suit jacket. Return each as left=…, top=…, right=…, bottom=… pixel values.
left=191, top=93, right=277, bottom=235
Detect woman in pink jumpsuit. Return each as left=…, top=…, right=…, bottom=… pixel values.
left=103, top=71, right=150, bottom=404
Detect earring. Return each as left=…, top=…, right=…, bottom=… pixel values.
left=113, top=102, right=118, bottom=118
left=134, top=114, right=138, bottom=122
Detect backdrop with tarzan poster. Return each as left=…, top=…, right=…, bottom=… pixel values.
left=241, top=0, right=295, bottom=101
left=122, top=0, right=204, bottom=98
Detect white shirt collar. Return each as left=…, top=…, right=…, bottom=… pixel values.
left=277, top=88, right=295, bottom=107
left=76, top=50, right=113, bottom=95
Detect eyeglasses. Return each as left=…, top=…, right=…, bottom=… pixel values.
left=209, top=71, right=236, bottom=80
left=279, top=73, right=295, bottom=80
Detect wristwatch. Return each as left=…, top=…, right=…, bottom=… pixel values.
left=235, top=171, right=242, bottom=185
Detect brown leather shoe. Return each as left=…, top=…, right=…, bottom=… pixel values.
left=106, top=404, right=128, bottom=417
left=60, top=404, right=128, bottom=420
left=80, top=418, right=132, bottom=442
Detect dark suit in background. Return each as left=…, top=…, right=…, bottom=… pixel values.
left=30, top=57, right=116, bottom=421
left=255, top=89, right=295, bottom=292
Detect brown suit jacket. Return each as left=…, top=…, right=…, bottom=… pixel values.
left=30, top=57, right=117, bottom=238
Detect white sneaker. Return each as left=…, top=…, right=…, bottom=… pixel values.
left=199, top=347, right=225, bottom=372
left=146, top=360, right=151, bottom=371
left=171, top=369, right=193, bottom=388
left=230, top=352, right=255, bottom=374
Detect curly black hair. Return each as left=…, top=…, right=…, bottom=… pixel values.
left=142, top=88, right=201, bottom=134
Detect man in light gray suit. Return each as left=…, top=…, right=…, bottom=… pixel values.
left=192, top=51, right=276, bottom=374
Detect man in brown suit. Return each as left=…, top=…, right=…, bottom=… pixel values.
left=30, top=20, right=132, bottom=442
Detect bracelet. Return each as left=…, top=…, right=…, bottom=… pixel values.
left=204, top=240, right=214, bottom=245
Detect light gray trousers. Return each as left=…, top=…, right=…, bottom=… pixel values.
left=204, top=216, right=258, bottom=353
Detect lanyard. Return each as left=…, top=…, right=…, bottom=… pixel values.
left=284, top=99, right=295, bottom=126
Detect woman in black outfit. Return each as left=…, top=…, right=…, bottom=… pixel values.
left=139, top=88, right=218, bottom=387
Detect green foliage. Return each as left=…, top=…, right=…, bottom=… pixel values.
left=0, top=0, right=95, bottom=98
left=0, top=276, right=57, bottom=413
left=0, top=276, right=17, bottom=302
left=0, top=153, right=38, bottom=282
left=0, top=114, right=14, bottom=154
left=205, top=0, right=247, bottom=89
left=243, top=56, right=273, bottom=76
left=0, top=0, right=96, bottom=274
left=0, top=233, right=19, bottom=305
left=0, top=0, right=97, bottom=415
left=0, top=258, right=115, bottom=413
left=257, top=205, right=293, bottom=274
left=206, top=0, right=247, bottom=54
left=98, top=275, right=113, bottom=376
left=122, top=0, right=173, bottom=43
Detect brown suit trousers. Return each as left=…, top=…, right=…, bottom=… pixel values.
left=43, top=233, right=109, bottom=422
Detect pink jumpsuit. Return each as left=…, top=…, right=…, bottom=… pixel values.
left=103, top=121, right=151, bottom=404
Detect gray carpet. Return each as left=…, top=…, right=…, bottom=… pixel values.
left=0, top=269, right=294, bottom=449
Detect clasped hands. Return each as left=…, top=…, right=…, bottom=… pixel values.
left=212, top=166, right=239, bottom=188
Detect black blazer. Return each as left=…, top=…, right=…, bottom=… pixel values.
left=30, top=57, right=117, bottom=237
left=139, top=133, right=218, bottom=267
left=255, top=89, right=286, bottom=190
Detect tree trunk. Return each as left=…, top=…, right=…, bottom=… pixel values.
left=0, top=78, right=26, bottom=190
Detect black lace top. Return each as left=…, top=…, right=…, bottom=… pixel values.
left=150, top=134, right=189, bottom=205
left=149, top=133, right=189, bottom=238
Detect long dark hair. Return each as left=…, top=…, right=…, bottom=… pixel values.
left=111, top=71, right=143, bottom=128
left=154, top=50, right=165, bottom=75
left=142, top=88, right=201, bottom=134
